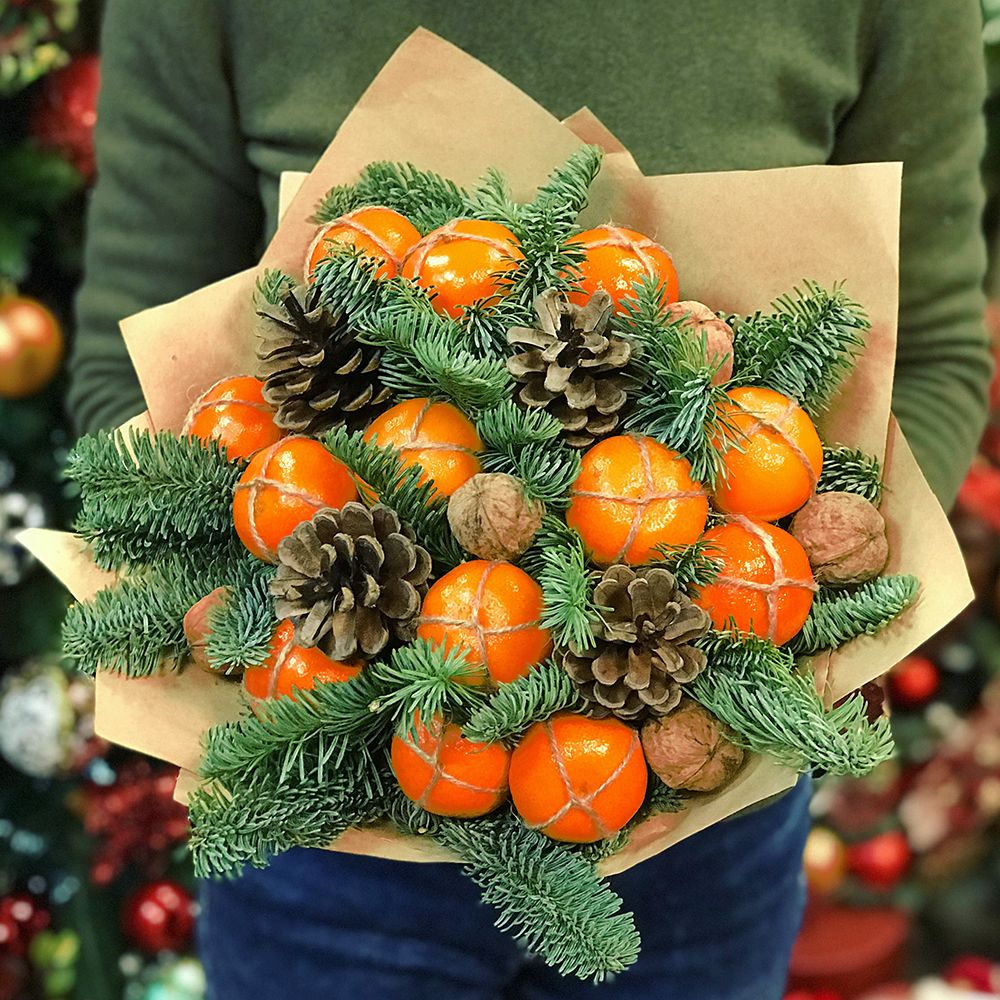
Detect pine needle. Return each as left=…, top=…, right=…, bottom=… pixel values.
left=817, top=445, right=884, bottom=505
left=652, top=539, right=723, bottom=592
left=790, top=575, right=919, bottom=656
left=204, top=569, right=278, bottom=673
left=255, top=268, right=296, bottom=307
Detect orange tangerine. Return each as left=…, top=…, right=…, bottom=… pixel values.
left=567, top=435, right=709, bottom=566
left=391, top=714, right=511, bottom=818
left=402, top=219, right=522, bottom=318
left=305, top=206, right=420, bottom=281
left=509, top=712, right=647, bottom=843
left=232, top=437, right=358, bottom=562
left=417, top=560, right=552, bottom=686
left=694, top=518, right=816, bottom=646
left=183, top=375, right=283, bottom=460
left=714, top=386, right=823, bottom=522
left=567, top=225, right=678, bottom=311
left=363, top=397, right=482, bottom=500
left=244, top=619, right=362, bottom=705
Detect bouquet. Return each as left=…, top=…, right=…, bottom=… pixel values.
left=25, top=30, right=973, bottom=980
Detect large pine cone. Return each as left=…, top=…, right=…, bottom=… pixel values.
left=562, top=565, right=711, bottom=723
left=507, top=288, right=632, bottom=449
left=256, top=282, right=392, bottom=434
left=270, top=503, right=433, bottom=660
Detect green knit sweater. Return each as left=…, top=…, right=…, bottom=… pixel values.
left=71, top=0, right=992, bottom=507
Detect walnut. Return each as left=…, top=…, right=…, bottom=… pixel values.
left=663, top=300, right=734, bottom=384
left=790, top=491, right=888, bottom=586
left=447, top=473, right=544, bottom=561
left=183, top=587, right=231, bottom=674
left=640, top=698, right=745, bottom=792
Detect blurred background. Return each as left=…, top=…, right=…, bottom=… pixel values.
left=2, top=3, right=1000, bottom=999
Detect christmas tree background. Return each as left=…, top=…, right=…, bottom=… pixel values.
left=2, top=3, right=1000, bottom=999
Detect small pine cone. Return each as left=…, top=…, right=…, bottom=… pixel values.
left=269, top=502, right=433, bottom=660
left=562, top=565, right=711, bottom=723
left=507, top=288, right=632, bottom=449
left=255, top=282, right=392, bottom=434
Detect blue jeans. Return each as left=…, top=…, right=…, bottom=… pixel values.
left=199, top=777, right=811, bottom=1000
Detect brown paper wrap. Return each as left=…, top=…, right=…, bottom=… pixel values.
left=21, top=28, right=972, bottom=875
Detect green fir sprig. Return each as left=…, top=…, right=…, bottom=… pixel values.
left=204, top=569, right=278, bottom=673
left=652, top=538, right=723, bottom=592
left=816, top=445, right=884, bottom=505
left=690, top=632, right=894, bottom=776
left=730, top=282, right=869, bottom=415
left=67, top=429, right=243, bottom=571
left=790, top=575, right=919, bottom=657
left=255, top=268, right=296, bottom=307
left=462, top=660, right=584, bottom=745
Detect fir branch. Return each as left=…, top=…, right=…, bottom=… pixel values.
left=309, top=246, right=387, bottom=323
left=310, top=161, right=469, bottom=234
left=790, top=575, right=919, bottom=657
left=67, top=429, right=243, bottom=571
left=204, top=568, right=278, bottom=673
left=730, top=282, right=869, bottom=415
left=321, top=426, right=463, bottom=569
left=462, top=661, right=584, bottom=745
left=652, top=538, right=722, bottom=592
left=816, top=445, right=884, bottom=505
left=530, top=145, right=604, bottom=231
left=477, top=402, right=580, bottom=506
left=366, top=640, right=488, bottom=738
left=690, top=631, right=894, bottom=777
left=61, top=549, right=253, bottom=677
left=255, top=268, right=296, bottom=307
left=465, top=167, right=524, bottom=231
left=434, top=808, right=640, bottom=981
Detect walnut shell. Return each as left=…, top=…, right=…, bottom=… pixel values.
left=663, top=300, right=734, bottom=384
left=790, top=491, right=888, bottom=586
left=183, top=587, right=234, bottom=674
left=641, top=698, right=745, bottom=792
left=447, top=472, right=544, bottom=561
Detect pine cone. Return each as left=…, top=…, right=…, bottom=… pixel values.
left=255, top=282, right=392, bottom=434
left=270, top=502, right=433, bottom=660
left=507, top=288, right=632, bottom=449
left=562, top=565, right=711, bottom=723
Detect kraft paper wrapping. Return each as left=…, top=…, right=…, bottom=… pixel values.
left=21, top=28, right=973, bottom=875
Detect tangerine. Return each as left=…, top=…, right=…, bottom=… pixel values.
left=183, top=375, right=282, bottom=460
left=391, top=714, right=511, bottom=818
left=305, top=206, right=420, bottom=281
left=417, top=560, right=552, bottom=686
left=714, top=386, right=823, bottom=522
left=567, top=225, right=678, bottom=311
left=363, top=397, right=482, bottom=500
left=567, top=435, right=709, bottom=566
left=244, top=619, right=362, bottom=704
left=509, top=711, right=647, bottom=843
left=232, top=436, right=358, bottom=562
left=694, top=517, right=816, bottom=646
left=402, top=219, right=522, bottom=318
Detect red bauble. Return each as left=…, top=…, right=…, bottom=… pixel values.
left=848, top=831, right=912, bottom=891
left=31, top=54, right=101, bottom=183
left=887, top=655, right=940, bottom=710
left=0, top=294, right=63, bottom=399
left=784, top=991, right=844, bottom=1000
left=944, top=954, right=1000, bottom=992
left=121, top=880, right=196, bottom=954
left=0, top=892, right=51, bottom=956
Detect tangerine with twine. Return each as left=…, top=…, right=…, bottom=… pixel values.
left=417, top=560, right=552, bottom=686
left=363, top=397, right=482, bottom=500
left=694, top=517, right=816, bottom=646
left=713, top=386, right=823, bottom=522
left=182, top=375, right=282, bottom=460
left=509, top=711, right=647, bottom=843
left=232, top=436, right=358, bottom=562
left=402, top=219, right=522, bottom=318
left=392, top=714, right=511, bottom=818
left=567, top=435, right=709, bottom=566
left=305, top=206, right=420, bottom=282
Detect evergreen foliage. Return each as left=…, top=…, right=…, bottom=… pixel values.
left=790, top=575, right=919, bottom=657
left=434, top=808, right=641, bottom=981
left=255, top=267, right=296, bottom=306
left=204, top=568, right=278, bottom=673
left=462, top=660, right=584, bottom=745
left=321, top=426, right=463, bottom=568
left=67, top=429, right=242, bottom=570
left=652, top=538, right=723, bottom=592
left=816, top=445, right=884, bottom=504
left=690, top=632, right=894, bottom=776
left=730, top=282, right=869, bottom=414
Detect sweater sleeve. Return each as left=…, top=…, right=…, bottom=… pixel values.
left=68, top=0, right=263, bottom=434
left=831, top=0, right=992, bottom=508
